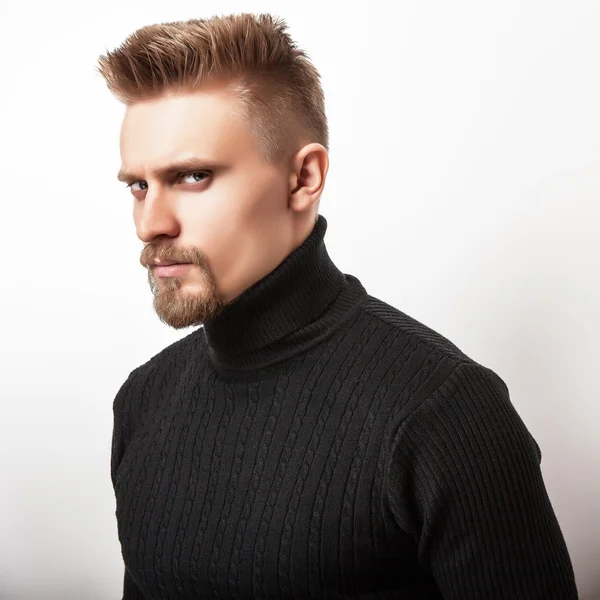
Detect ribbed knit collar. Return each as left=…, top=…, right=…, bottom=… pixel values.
left=201, top=214, right=368, bottom=374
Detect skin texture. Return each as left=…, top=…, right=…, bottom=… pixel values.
left=117, top=78, right=328, bottom=329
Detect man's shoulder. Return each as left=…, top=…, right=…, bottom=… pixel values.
left=355, top=294, right=509, bottom=418
left=129, top=326, right=206, bottom=377
left=360, top=294, right=471, bottom=364
left=114, top=327, right=206, bottom=408
left=111, top=327, right=209, bottom=437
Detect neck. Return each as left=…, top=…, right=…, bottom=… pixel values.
left=200, top=214, right=368, bottom=374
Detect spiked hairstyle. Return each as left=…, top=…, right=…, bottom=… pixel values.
left=96, top=12, right=329, bottom=180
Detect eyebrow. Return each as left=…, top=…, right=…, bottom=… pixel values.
left=116, top=157, right=223, bottom=183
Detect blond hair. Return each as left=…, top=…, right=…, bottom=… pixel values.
left=95, top=12, right=329, bottom=173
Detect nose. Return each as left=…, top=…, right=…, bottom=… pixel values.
left=135, top=190, right=181, bottom=243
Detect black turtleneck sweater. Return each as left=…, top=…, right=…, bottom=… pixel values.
left=111, top=215, right=578, bottom=599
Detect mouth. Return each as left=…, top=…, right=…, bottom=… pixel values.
left=152, top=260, right=190, bottom=267
left=151, top=262, right=193, bottom=277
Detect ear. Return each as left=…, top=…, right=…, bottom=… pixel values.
left=288, top=143, right=329, bottom=214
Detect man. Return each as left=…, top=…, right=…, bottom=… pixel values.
left=97, top=12, right=578, bottom=600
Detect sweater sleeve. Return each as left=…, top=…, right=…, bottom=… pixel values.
left=122, top=568, right=146, bottom=600
left=110, top=370, right=138, bottom=495
left=385, top=360, right=578, bottom=599
left=111, top=371, right=146, bottom=600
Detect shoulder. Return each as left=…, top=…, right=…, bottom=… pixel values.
left=355, top=294, right=525, bottom=448
left=385, top=358, right=541, bottom=495
left=361, top=294, right=471, bottom=363
left=359, top=292, right=508, bottom=398
left=129, top=325, right=208, bottom=381
left=112, top=326, right=207, bottom=417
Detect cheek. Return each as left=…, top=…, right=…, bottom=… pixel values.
left=240, top=174, right=289, bottom=222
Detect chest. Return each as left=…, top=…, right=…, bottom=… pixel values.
left=114, top=376, right=422, bottom=599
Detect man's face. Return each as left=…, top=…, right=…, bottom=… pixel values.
left=118, top=81, right=293, bottom=329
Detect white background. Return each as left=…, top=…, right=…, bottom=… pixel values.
left=1, top=0, right=598, bottom=598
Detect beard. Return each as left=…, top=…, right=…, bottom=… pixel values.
left=147, top=264, right=227, bottom=329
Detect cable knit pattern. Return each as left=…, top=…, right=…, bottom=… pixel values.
left=111, top=215, right=578, bottom=599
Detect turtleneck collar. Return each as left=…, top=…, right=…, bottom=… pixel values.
left=200, top=214, right=368, bottom=375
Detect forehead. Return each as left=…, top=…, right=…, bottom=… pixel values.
left=119, top=86, right=257, bottom=166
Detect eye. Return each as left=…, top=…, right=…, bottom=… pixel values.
left=125, top=180, right=147, bottom=192
left=123, top=171, right=211, bottom=193
left=179, top=171, right=210, bottom=185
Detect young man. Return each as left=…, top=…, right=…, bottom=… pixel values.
left=97, top=12, right=578, bottom=600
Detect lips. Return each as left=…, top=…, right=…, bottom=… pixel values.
left=153, top=260, right=189, bottom=266
left=152, top=262, right=192, bottom=277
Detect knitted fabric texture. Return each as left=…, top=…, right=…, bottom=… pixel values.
left=111, top=214, right=578, bottom=599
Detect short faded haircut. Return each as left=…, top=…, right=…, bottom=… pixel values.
left=95, top=12, right=329, bottom=171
